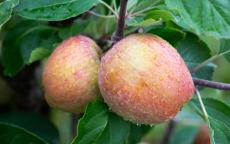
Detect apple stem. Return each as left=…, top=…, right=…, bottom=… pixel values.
left=193, top=78, right=230, bottom=91
left=111, top=0, right=129, bottom=43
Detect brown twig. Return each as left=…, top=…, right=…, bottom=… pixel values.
left=111, top=0, right=128, bottom=43
left=161, top=120, right=176, bottom=144
left=193, top=78, right=230, bottom=91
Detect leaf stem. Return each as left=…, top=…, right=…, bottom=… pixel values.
left=111, top=0, right=129, bottom=43
left=87, top=11, right=115, bottom=19
left=195, top=89, right=209, bottom=121
left=99, top=0, right=118, bottom=18
left=192, top=49, right=230, bottom=73
left=193, top=78, right=230, bottom=91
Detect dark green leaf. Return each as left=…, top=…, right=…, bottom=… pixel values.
left=176, top=33, right=214, bottom=80
left=2, top=21, right=59, bottom=76
left=0, top=122, right=47, bottom=144
left=15, top=0, right=100, bottom=21
left=0, top=0, right=19, bottom=29
left=128, top=124, right=150, bottom=144
left=149, top=27, right=185, bottom=46
left=165, top=0, right=230, bottom=38
left=0, top=111, right=59, bottom=144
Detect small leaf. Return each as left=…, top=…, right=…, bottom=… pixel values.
left=145, top=9, right=176, bottom=22
left=0, top=122, right=47, bottom=144
left=15, top=0, right=100, bottom=21
left=127, top=17, right=162, bottom=27
left=0, top=0, right=19, bottom=29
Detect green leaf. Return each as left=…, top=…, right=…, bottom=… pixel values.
left=130, top=0, right=162, bottom=13
left=127, top=17, right=162, bottom=27
left=219, top=39, right=230, bottom=62
left=176, top=33, right=214, bottom=80
left=72, top=101, right=143, bottom=144
left=149, top=27, right=185, bottom=46
left=192, top=98, right=230, bottom=128
left=0, top=111, right=59, bottom=144
left=165, top=0, right=230, bottom=38
left=0, top=122, right=47, bottom=144
left=145, top=9, right=176, bottom=22
left=2, top=21, right=59, bottom=76
left=169, top=125, right=199, bottom=144
left=0, top=0, right=19, bottom=29
left=94, top=113, right=131, bottom=144
left=72, top=101, right=109, bottom=144
left=189, top=98, right=230, bottom=144
left=128, top=125, right=150, bottom=144
left=209, top=118, right=230, bottom=144
left=15, top=0, right=100, bottom=21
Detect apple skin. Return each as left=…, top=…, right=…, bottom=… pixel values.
left=43, top=35, right=101, bottom=113
left=98, top=34, right=195, bottom=124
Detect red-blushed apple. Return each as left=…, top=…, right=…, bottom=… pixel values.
left=98, top=34, right=195, bottom=124
left=43, top=35, right=101, bottom=113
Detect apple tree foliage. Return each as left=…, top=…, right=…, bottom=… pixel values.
left=0, top=0, right=230, bottom=144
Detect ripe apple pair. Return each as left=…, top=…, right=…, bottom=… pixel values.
left=43, top=34, right=194, bottom=124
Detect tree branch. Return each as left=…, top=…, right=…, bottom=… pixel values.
left=193, top=78, right=230, bottom=91
left=111, top=0, right=128, bottom=43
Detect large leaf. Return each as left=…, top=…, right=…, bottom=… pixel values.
left=72, top=101, right=149, bottom=144
left=176, top=33, right=214, bottom=80
left=15, top=0, right=100, bottom=21
left=0, top=122, right=47, bottom=144
left=0, top=0, right=19, bottom=29
left=72, top=101, right=108, bottom=144
left=219, top=39, right=230, bottom=62
left=165, top=0, right=230, bottom=38
left=0, top=112, right=59, bottom=144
